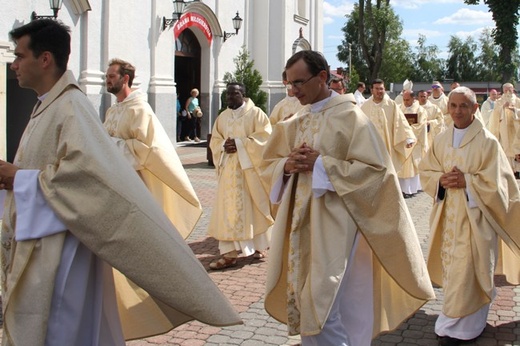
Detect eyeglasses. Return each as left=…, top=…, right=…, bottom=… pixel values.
left=286, top=74, right=318, bottom=91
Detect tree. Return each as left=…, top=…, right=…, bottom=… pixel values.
left=445, top=35, right=479, bottom=81
left=220, top=46, right=268, bottom=113
left=465, top=0, right=519, bottom=82
left=476, top=28, right=501, bottom=81
left=410, top=35, right=445, bottom=83
left=337, top=1, right=414, bottom=84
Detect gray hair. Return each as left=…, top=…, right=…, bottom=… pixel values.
left=448, top=86, right=476, bottom=105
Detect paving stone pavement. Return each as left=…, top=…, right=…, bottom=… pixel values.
left=1, top=142, right=519, bottom=345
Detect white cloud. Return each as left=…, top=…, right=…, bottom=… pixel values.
left=323, top=1, right=354, bottom=25
left=434, top=8, right=493, bottom=26
left=392, top=0, right=461, bottom=10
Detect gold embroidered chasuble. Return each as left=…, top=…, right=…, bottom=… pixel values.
left=263, top=94, right=434, bottom=338
left=399, top=102, right=429, bottom=179
left=1, top=71, right=241, bottom=345
left=360, top=95, right=416, bottom=173
left=420, top=119, right=520, bottom=318
left=104, top=90, right=202, bottom=239
left=422, top=100, right=445, bottom=146
left=429, top=93, right=448, bottom=114
left=489, top=94, right=520, bottom=160
left=208, top=98, right=274, bottom=241
left=269, top=96, right=304, bottom=125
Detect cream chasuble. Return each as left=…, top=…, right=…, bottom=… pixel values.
left=489, top=94, right=520, bottom=170
left=1, top=71, right=241, bottom=346
left=269, top=95, right=304, bottom=125
left=422, top=100, right=445, bottom=146
left=208, top=98, right=274, bottom=242
left=429, top=93, right=448, bottom=114
left=399, top=102, right=429, bottom=179
left=104, top=90, right=202, bottom=239
left=360, top=95, right=416, bottom=173
left=264, top=93, right=434, bottom=338
left=420, top=119, right=520, bottom=318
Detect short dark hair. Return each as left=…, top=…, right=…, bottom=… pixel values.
left=227, top=82, right=246, bottom=96
left=9, top=19, right=71, bottom=73
left=285, top=50, right=330, bottom=82
left=357, top=82, right=365, bottom=88
left=108, top=58, right=136, bottom=87
left=371, top=78, right=384, bottom=87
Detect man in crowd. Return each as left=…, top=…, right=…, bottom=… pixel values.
left=394, top=78, right=413, bottom=105
left=398, top=90, right=429, bottom=198
left=0, top=19, right=241, bottom=345
left=361, top=78, right=416, bottom=174
left=263, top=50, right=434, bottom=346
left=418, top=89, right=445, bottom=147
left=420, top=86, right=520, bottom=345
left=103, top=58, right=202, bottom=239
left=489, top=83, right=520, bottom=178
left=429, top=81, right=448, bottom=115
left=270, top=70, right=304, bottom=125
left=207, top=82, right=274, bottom=269
left=480, top=89, right=498, bottom=128
left=354, top=81, right=366, bottom=106
left=329, top=77, right=346, bottom=94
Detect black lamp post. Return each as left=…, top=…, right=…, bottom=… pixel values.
left=223, top=12, right=243, bottom=42
left=31, top=0, right=63, bottom=21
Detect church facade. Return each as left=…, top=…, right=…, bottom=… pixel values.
left=0, top=0, right=323, bottom=161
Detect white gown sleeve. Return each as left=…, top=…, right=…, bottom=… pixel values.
left=13, top=169, right=67, bottom=241
left=312, top=156, right=336, bottom=198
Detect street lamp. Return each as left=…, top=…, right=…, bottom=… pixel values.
left=223, top=12, right=243, bottom=42
left=163, top=0, right=198, bottom=31
left=31, top=0, right=63, bottom=21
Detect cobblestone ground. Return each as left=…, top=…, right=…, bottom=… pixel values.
left=1, top=142, right=519, bottom=345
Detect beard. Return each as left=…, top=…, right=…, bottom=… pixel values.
left=107, top=80, right=123, bottom=95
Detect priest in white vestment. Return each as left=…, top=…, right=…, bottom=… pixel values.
left=361, top=79, right=416, bottom=174
left=263, top=50, right=434, bottom=346
left=207, top=82, right=274, bottom=269
left=394, top=78, right=413, bottom=105
left=480, top=89, right=498, bottom=128
left=0, top=19, right=241, bottom=346
left=488, top=83, right=520, bottom=177
left=418, top=90, right=445, bottom=147
left=420, top=86, right=520, bottom=345
left=270, top=71, right=304, bottom=125
left=398, top=91, right=429, bottom=197
left=103, top=58, right=202, bottom=239
left=429, top=81, right=448, bottom=115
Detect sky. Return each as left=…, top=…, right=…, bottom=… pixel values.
left=322, top=0, right=498, bottom=72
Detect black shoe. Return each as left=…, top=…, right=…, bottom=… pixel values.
left=437, top=335, right=478, bottom=346
left=515, top=171, right=520, bottom=179
left=403, top=193, right=413, bottom=199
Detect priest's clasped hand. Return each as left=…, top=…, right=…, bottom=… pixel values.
left=439, top=166, right=466, bottom=189
left=224, top=137, right=237, bottom=154
left=0, top=160, right=18, bottom=190
left=284, top=143, right=320, bottom=174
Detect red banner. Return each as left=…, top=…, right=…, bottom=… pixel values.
left=174, top=12, right=212, bottom=44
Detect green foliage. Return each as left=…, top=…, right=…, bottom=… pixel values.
left=410, top=35, right=445, bottom=82
left=477, top=28, right=501, bottom=81
left=219, top=46, right=268, bottom=113
left=464, top=0, right=519, bottom=82
left=337, top=1, right=414, bottom=84
left=445, top=35, right=479, bottom=81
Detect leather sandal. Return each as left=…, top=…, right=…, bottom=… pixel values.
left=209, top=256, right=237, bottom=270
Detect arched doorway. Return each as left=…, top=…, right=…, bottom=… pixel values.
left=175, top=29, right=201, bottom=140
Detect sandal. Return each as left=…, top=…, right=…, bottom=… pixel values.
left=209, top=256, right=237, bottom=270
left=253, top=250, right=267, bottom=259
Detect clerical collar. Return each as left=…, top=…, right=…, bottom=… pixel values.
left=38, top=93, right=48, bottom=102
left=311, top=91, right=337, bottom=113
